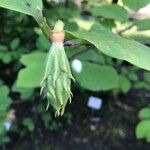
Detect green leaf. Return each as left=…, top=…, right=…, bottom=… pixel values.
left=133, top=81, right=149, bottom=89
left=146, top=130, right=150, bottom=142
left=144, top=72, right=150, bottom=82
left=64, top=22, right=78, bottom=31
left=119, top=75, right=131, bottom=93
left=75, top=49, right=106, bottom=64
left=0, top=85, right=11, bottom=111
left=0, top=135, right=10, bottom=143
left=139, top=107, right=150, bottom=119
left=136, top=120, right=150, bottom=139
left=72, top=62, right=118, bottom=91
left=10, top=38, right=20, bottom=50
left=67, top=27, right=150, bottom=71
left=128, top=72, right=138, bottom=81
left=90, top=23, right=107, bottom=32
left=16, top=52, right=46, bottom=88
left=17, top=65, right=43, bottom=88
left=20, top=51, right=46, bottom=66
left=134, top=19, right=150, bottom=30
left=23, top=118, right=35, bottom=132
left=36, top=34, right=51, bottom=51
left=0, top=44, right=8, bottom=51
left=122, top=0, right=150, bottom=11
left=0, top=112, right=7, bottom=133
left=12, top=82, right=34, bottom=99
left=2, top=52, right=12, bottom=64
left=41, top=113, right=52, bottom=128
left=91, top=4, right=128, bottom=21
left=0, top=0, right=43, bottom=18
left=0, top=121, right=5, bottom=135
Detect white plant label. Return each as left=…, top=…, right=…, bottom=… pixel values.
left=87, top=96, right=102, bottom=110
left=4, top=120, right=12, bottom=131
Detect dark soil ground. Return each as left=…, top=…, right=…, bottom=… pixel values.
left=4, top=88, right=150, bottom=150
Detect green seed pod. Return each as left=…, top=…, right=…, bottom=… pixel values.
left=40, top=20, right=74, bottom=116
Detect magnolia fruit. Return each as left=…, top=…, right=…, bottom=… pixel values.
left=40, top=20, right=74, bottom=116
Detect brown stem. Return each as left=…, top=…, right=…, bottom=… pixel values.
left=117, top=24, right=134, bottom=35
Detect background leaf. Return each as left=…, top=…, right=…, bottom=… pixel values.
left=134, top=19, right=150, bottom=30
left=16, top=52, right=46, bottom=88
left=91, top=4, right=128, bottom=21
left=72, top=62, right=119, bottom=91
left=36, top=34, right=51, bottom=51
left=23, top=118, right=35, bottom=132
left=139, top=108, right=150, bottom=119
left=10, top=38, right=20, bottom=50
left=144, top=72, right=150, bottom=82
left=119, top=75, right=131, bottom=93
left=136, top=120, right=150, bottom=140
left=12, top=82, right=34, bottom=99
left=122, top=0, right=150, bottom=11
left=0, top=85, right=11, bottom=111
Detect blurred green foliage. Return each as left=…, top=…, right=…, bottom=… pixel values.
left=0, top=0, right=150, bottom=146
left=136, top=107, right=150, bottom=142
